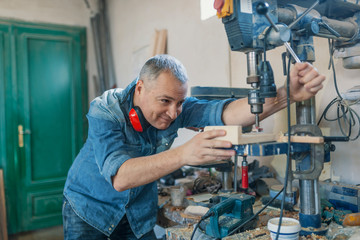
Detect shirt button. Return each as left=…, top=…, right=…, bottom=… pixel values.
left=107, top=238, right=111, bottom=240
left=165, top=143, right=169, bottom=146
left=111, top=224, right=114, bottom=228
left=108, top=227, right=112, bottom=231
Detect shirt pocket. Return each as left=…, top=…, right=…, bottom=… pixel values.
left=156, top=131, right=178, bottom=153
left=122, top=142, right=144, bottom=158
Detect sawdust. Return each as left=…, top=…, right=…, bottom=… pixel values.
left=301, top=233, right=328, bottom=239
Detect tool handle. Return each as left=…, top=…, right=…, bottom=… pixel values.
left=242, top=164, right=249, bottom=189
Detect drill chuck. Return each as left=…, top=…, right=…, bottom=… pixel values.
left=248, top=90, right=265, bottom=114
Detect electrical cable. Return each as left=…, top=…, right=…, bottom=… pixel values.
left=190, top=211, right=214, bottom=240
left=229, top=39, right=291, bottom=239
left=274, top=47, right=293, bottom=240
left=317, top=39, right=360, bottom=141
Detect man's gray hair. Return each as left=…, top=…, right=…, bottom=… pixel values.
left=139, top=54, right=188, bottom=84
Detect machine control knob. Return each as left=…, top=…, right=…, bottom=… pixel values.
left=256, top=2, right=269, bottom=15
left=330, top=144, right=336, bottom=152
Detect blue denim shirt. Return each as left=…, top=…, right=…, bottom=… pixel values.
left=63, top=79, right=234, bottom=238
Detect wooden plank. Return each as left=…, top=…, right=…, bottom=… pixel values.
left=156, top=29, right=167, bottom=55
left=150, top=29, right=167, bottom=57
left=237, top=132, right=276, bottom=144
left=150, top=29, right=160, bottom=57
left=277, top=135, right=324, bottom=144
left=204, top=126, right=276, bottom=144
left=0, top=169, right=8, bottom=240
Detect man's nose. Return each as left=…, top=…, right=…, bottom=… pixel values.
left=167, top=105, right=178, bottom=119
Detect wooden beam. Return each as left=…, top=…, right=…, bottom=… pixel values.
left=0, top=169, right=8, bottom=240
left=150, top=29, right=167, bottom=57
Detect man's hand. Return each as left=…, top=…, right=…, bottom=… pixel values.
left=177, top=129, right=235, bottom=166
left=289, top=62, right=326, bottom=102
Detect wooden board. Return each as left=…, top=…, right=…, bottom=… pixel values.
left=204, top=125, right=276, bottom=145
left=150, top=29, right=167, bottom=56
left=277, top=135, right=324, bottom=144
left=0, top=169, right=8, bottom=240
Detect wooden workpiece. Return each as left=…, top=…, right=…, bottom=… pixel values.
left=204, top=125, right=276, bottom=145
left=277, top=135, right=324, bottom=144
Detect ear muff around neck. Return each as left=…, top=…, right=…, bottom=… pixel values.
left=129, top=106, right=150, bottom=132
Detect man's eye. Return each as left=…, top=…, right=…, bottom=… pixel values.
left=161, top=99, right=170, bottom=103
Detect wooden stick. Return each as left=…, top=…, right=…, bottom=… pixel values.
left=0, top=169, right=8, bottom=240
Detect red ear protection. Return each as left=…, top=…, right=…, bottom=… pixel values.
left=129, top=106, right=149, bottom=132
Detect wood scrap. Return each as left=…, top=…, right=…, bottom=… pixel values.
left=183, top=205, right=209, bottom=217
left=0, top=169, right=8, bottom=240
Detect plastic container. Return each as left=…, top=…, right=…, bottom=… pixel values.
left=170, top=186, right=186, bottom=207
left=267, top=217, right=301, bottom=240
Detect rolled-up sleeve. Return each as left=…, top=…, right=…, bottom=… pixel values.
left=180, top=97, right=236, bottom=127
left=87, top=114, right=143, bottom=186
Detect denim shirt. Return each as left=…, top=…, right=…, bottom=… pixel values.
left=63, top=79, right=234, bottom=238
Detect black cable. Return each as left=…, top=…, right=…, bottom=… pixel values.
left=275, top=48, right=293, bottom=240
left=317, top=39, right=360, bottom=141
left=229, top=45, right=293, bottom=239
left=190, top=211, right=214, bottom=240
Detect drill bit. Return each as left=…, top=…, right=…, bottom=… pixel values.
left=255, top=114, right=260, bottom=128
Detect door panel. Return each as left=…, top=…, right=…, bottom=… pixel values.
left=24, top=35, right=73, bottom=184
left=15, top=25, right=85, bottom=231
left=0, top=20, right=87, bottom=234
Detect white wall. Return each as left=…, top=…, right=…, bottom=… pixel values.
left=0, top=0, right=99, bottom=101
left=1, top=0, right=357, bottom=185
left=107, top=0, right=230, bottom=89
left=108, top=0, right=360, bottom=185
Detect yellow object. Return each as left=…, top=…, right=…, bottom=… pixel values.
left=217, top=0, right=233, bottom=18
left=343, top=213, right=360, bottom=226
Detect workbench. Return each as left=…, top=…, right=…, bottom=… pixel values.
left=159, top=195, right=299, bottom=240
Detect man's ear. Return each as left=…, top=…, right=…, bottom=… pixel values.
left=135, top=80, right=144, bottom=95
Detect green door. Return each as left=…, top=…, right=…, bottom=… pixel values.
left=0, top=20, right=87, bottom=234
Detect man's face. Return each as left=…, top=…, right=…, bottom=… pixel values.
left=134, top=72, right=188, bottom=130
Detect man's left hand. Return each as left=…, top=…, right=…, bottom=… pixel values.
left=289, top=62, right=326, bottom=102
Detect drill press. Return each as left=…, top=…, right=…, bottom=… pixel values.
left=215, top=0, right=360, bottom=236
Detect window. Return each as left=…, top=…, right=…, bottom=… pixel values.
left=200, top=0, right=216, bottom=20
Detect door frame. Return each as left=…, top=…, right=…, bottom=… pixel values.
left=0, top=18, right=88, bottom=234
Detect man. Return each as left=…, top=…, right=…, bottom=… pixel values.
left=63, top=54, right=325, bottom=239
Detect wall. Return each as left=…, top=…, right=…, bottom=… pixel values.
left=0, top=0, right=98, bottom=101
left=1, top=0, right=356, bottom=185
left=107, top=0, right=360, bottom=185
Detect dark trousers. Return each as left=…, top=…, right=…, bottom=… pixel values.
left=62, top=196, right=157, bottom=240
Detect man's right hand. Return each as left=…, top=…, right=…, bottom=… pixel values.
left=113, top=129, right=235, bottom=192
left=176, top=129, right=235, bottom=166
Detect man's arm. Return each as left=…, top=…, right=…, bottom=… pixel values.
left=112, top=129, right=235, bottom=192
left=222, top=62, right=325, bottom=126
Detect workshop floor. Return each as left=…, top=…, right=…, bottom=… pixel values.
left=7, top=225, right=165, bottom=240
left=8, top=226, right=63, bottom=240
